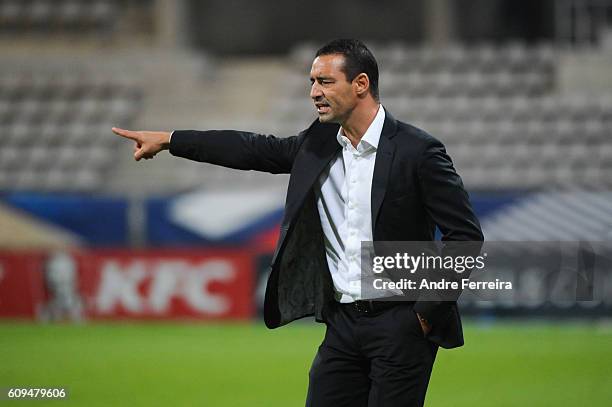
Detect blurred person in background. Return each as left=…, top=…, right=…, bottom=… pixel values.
left=42, top=251, right=83, bottom=322
left=112, top=39, right=483, bottom=407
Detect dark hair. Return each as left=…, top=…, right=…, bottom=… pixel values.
left=315, top=39, right=379, bottom=100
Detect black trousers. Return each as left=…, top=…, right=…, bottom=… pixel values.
left=306, top=301, right=438, bottom=407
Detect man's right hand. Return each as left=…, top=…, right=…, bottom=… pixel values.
left=112, top=127, right=171, bottom=161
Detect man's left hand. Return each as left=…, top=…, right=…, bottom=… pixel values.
left=416, top=312, right=431, bottom=336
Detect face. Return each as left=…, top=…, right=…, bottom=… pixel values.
left=309, top=54, right=358, bottom=124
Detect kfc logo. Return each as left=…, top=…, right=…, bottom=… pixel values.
left=95, top=259, right=235, bottom=314
left=78, top=250, right=254, bottom=320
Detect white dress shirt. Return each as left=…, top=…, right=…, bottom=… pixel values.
left=315, top=105, right=385, bottom=303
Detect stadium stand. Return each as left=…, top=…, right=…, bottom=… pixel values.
left=0, top=62, right=142, bottom=191
left=0, top=0, right=155, bottom=35
left=0, top=1, right=610, bottom=194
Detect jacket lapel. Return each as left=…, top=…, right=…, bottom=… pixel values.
left=282, top=121, right=341, bottom=225
left=371, top=110, right=398, bottom=228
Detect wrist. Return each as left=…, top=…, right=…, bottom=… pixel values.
left=161, top=131, right=172, bottom=150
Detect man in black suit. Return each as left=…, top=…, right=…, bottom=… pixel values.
left=113, top=39, right=483, bottom=406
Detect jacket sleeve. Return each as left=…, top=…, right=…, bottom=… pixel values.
left=413, top=138, right=484, bottom=328
left=169, top=129, right=307, bottom=174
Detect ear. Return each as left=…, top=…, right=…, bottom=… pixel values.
left=353, top=73, right=370, bottom=98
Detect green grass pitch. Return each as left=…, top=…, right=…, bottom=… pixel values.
left=1, top=320, right=611, bottom=406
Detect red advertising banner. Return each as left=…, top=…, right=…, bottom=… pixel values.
left=76, top=249, right=255, bottom=320
left=0, top=249, right=255, bottom=321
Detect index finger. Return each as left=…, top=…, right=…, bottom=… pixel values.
left=112, top=127, right=140, bottom=141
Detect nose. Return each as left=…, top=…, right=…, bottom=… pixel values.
left=310, top=82, right=323, bottom=99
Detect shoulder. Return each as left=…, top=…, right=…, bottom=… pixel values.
left=393, top=118, right=446, bottom=154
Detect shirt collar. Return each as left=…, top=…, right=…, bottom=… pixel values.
left=336, top=105, right=385, bottom=152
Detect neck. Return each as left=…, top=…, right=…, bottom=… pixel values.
left=341, top=100, right=380, bottom=148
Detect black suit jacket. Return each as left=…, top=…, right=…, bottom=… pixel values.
left=170, top=110, right=483, bottom=348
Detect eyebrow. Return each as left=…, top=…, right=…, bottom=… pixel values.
left=310, top=76, right=334, bottom=82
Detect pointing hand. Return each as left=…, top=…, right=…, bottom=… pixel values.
left=112, top=127, right=171, bottom=161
